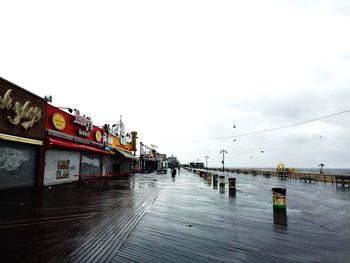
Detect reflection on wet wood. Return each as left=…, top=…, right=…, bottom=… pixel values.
left=1, top=170, right=350, bottom=262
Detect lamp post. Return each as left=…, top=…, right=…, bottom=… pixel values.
left=204, top=156, right=209, bottom=169
left=220, top=149, right=227, bottom=172
left=140, top=142, right=143, bottom=172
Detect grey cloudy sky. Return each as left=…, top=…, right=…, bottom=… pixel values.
left=1, top=0, right=350, bottom=169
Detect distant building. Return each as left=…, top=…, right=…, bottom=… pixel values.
left=190, top=162, right=204, bottom=169
left=166, top=155, right=179, bottom=169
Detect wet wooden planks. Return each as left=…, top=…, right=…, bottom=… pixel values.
left=112, top=172, right=350, bottom=263
left=21, top=188, right=160, bottom=263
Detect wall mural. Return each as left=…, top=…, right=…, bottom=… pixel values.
left=56, top=160, right=70, bottom=179
left=81, top=155, right=101, bottom=175
left=0, top=147, right=29, bottom=172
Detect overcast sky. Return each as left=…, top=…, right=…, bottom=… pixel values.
left=1, top=0, right=350, bottom=169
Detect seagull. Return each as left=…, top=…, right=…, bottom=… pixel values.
left=185, top=222, right=192, bottom=227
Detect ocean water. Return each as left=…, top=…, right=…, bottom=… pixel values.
left=229, top=167, right=350, bottom=175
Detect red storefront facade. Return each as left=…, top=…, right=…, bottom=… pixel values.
left=43, top=105, right=136, bottom=186
left=43, top=104, right=107, bottom=185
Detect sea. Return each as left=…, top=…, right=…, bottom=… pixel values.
left=229, top=167, right=350, bottom=175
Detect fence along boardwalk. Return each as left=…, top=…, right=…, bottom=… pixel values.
left=207, top=167, right=350, bottom=186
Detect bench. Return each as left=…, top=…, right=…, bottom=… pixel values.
left=108, top=171, right=131, bottom=177
left=335, top=175, right=350, bottom=188
left=74, top=174, right=112, bottom=188
left=301, top=175, right=317, bottom=183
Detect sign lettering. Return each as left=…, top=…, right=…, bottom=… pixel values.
left=0, top=89, right=42, bottom=130
left=73, top=109, right=93, bottom=137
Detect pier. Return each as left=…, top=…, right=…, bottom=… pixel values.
left=1, top=169, right=350, bottom=262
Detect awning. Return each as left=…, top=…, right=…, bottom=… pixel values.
left=46, top=137, right=107, bottom=154
left=114, top=148, right=135, bottom=159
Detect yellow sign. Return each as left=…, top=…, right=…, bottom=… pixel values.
left=107, top=134, right=132, bottom=151
left=95, top=130, right=102, bottom=142
left=52, top=113, right=66, bottom=131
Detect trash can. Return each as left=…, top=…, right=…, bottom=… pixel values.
left=213, top=174, right=218, bottom=188
left=207, top=173, right=212, bottom=185
left=228, top=178, right=236, bottom=190
left=271, top=188, right=286, bottom=209
left=219, top=176, right=225, bottom=186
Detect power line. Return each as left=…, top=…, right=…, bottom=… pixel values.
left=191, top=108, right=350, bottom=142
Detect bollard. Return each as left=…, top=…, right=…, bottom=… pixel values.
left=219, top=175, right=225, bottom=194
left=219, top=175, right=225, bottom=186
left=213, top=174, right=218, bottom=190
left=228, top=178, right=236, bottom=196
left=271, top=188, right=286, bottom=210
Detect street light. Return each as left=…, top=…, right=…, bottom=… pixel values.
left=220, top=149, right=227, bottom=172
left=204, top=156, right=209, bottom=169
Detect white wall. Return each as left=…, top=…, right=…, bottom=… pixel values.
left=44, top=149, right=80, bottom=186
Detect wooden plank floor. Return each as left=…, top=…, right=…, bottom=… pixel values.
left=112, top=171, right=350, bottom=263
left=1, top=171, right=350, bottom=262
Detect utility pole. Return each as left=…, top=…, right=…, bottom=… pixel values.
left=220, top=149, right=227, bottom=172
left=204, top=156, right=209, bottom=169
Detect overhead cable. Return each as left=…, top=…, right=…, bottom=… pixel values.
left=190, top=108, right=350, bottom=142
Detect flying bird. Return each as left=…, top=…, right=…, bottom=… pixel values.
left=233, top=125, right=236, bottom=128
left=233, top=139, right=237, bottom=142
left=250, top=156, right=253, bottom=159
left=261, top=150, right=264, bottom=153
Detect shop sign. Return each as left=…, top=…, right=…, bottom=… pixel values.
left=0, top=89, right=42, bottom=130
left=52, top=113, right=66, bottom=131
left=120, top=137, right=127, bottom=146
left=73, top=109, right=93, bottom=137
left=95, top=130, right=102, bottom=142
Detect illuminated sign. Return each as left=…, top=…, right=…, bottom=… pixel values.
left=52, top=113, right=66, bottom=131
left=0, top=89, right=42, bottom=130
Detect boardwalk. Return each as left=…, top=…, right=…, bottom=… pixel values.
left=1, top=170, right=350, bottom=262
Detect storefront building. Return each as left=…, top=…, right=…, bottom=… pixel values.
left=104, top=128, right=136, bottom=176
left=44, top=104, right=107, bottom=186
left=0, top=77, right=47, bottom=188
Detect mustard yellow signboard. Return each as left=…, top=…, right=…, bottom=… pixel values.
left=52, top=113, right=66, bottom=131
left=107, top=134, right=132, bottom=151
left=95, top=130, right=102, bottom=142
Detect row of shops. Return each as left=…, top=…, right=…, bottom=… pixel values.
left=0, top=77, right=138, bottom=189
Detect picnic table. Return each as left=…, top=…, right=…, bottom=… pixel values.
left=74, top=174, right=112, bottom=188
